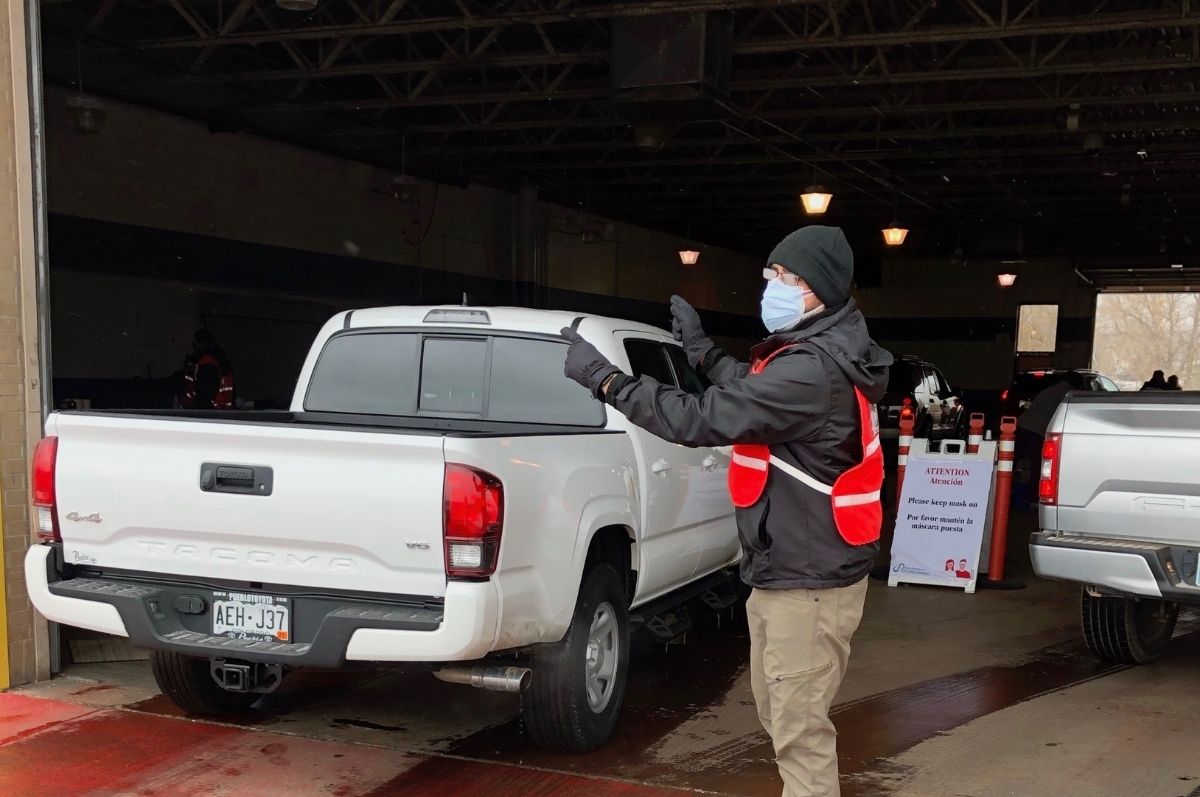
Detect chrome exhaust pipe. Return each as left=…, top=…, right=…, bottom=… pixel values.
left=433, top=665, right=532, bottom=693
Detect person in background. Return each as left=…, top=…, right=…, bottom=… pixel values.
left=561, top=225, right=892, bottom=797
left=1141, top=370, right=1169, bottom=391
left=181, top=329, right=236, bottom=410
left=1167, top=374, right=1183, bottom=390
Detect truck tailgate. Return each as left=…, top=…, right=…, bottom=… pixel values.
left=51, top=413, right=448, bottom=598
left=1056, top=398, right=1200, bottom=545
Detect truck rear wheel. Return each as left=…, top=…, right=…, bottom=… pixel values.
left=1080, top=587, right=1179, bottom=665
left=521, top=563, right=630, bottom=752
left=150, top=650, right=259, bottom=715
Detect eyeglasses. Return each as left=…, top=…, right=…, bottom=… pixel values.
left=763, top=267, right=803, bottom=287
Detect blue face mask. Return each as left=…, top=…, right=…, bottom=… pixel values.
left=761, top=279, right=822, bottom=332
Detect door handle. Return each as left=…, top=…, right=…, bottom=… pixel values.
left=651, top=459, right=673, bottom=474
left=200, top=463, right=273, bottom=496
left=702, top=455, right=718, bottom=470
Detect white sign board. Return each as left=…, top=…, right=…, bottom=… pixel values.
left=888, top=453, right=995, bottom=593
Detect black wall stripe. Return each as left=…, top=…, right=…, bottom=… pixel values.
left=48, top=214, right=1092, bottom=345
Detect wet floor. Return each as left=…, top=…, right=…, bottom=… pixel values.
left=12, top=549, right=1200, bottom=796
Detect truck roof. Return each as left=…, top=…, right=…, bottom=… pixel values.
left=343, top=305, right=672, bottom=339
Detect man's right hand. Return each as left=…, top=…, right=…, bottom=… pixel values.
left=670, top=295, right=715, bottom=369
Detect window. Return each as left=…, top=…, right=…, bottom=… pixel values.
left=420, top=338, right=487, bottom=414
left=488, top=338, right=603, bottom=425
left=305, top=332, right=419, bottom=415
left=665, top=345, right=711, bottom=395
left=931, top=368, right=953, bottom=398
left=922, top=368, right=940, bottom=399
left=305, top=332, right=603, bottom=426
left=624, top=339, right=676, bottom=385
left=1017, top=305, right=1059, bottom=354
left=1097, top=375, right=1120, bottom=392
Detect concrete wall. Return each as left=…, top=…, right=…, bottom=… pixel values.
left=857, top=255, right=1095, bottom=390
left=44, top=85, right=1096, bottom=409
left=1, top=0, right=50, bottom=687
left=43, top=87, right=765, bottom=401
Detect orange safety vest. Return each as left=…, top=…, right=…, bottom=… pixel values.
left=727, top=344, right=883, bottom=546
left=184, top=353, right=235, bottom=410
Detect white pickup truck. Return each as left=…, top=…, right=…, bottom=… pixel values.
left=25, top=306, right=740, bottom=751
left=1031, top=391, right=1200, bottom=664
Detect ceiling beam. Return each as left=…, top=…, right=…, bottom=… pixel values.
left=461, top=119, right=1200, bottom=166
left=732, top=7, right=1200, bottom=53
left=244, top=51, right=1200, bottom=113
left=158, top=49, right=606, bottom=85
left=129, top=0, right=826, bottom=50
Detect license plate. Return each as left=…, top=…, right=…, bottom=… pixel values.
left=212, top=591, right=291, bottom=643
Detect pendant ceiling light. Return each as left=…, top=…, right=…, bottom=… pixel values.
left=800, top=185, right=833, bottom=216
left=881, top=192, right=908, bottom=246
left=678, top=249, right=701, bottom=266
left=997, top=272, right=1018, bottom=287
left=881, top=224, right=909, bottom=247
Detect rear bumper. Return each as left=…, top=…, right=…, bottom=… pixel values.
left=25, top=544, right=499, bottom=666
left=25, top=545, right=129, bottom=637
left=1030, top=532, right=1200, bottom=603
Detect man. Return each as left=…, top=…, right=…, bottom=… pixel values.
left=1141, top=370, right=1168, bottom=391
left=1167, top=374, right=1182, bottom=390
left=180, top=329, right=236, bottom=410
left=561, top=225, right=892, bottom=797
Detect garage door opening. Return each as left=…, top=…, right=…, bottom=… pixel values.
left=1092, top=293, right=1200, bottom=390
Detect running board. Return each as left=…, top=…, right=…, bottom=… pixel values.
left=630, top=570, right=739, bottom=641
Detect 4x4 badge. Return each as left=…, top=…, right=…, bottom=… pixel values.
left=65, top=512, right=102, bottom=523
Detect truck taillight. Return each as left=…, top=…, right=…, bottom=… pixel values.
left=32, top=436, right=60, bottom=542
left=443, top=464, right=504, bottom=579
left=1039, top=433, right=1061, bottom=505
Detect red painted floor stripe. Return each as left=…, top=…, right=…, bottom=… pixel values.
left=0, top=692, right=96, bottom=745
left=0, top=695, right=690, bottom=797
left=0, top=706, right=238, bottom=797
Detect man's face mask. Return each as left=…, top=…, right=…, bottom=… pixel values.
left=760, top=273, right=823, bottom=332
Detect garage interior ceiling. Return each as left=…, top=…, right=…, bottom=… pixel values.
left=40, top=0, right=1200, bottom=278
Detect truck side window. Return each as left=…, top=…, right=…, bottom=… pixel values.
left=665, top=345, right=711, bottom=396
left=624, top=339, right=677, bottom=386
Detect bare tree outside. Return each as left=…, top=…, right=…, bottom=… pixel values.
left=1093, top=293, right=1200, bottom=389
left=1018, top=305, right=1060, bottom=353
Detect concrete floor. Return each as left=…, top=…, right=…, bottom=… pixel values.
left=5, top=520, right=1199, bottom=797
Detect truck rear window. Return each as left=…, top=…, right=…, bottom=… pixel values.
left=304, top=332, right=606, bottom=426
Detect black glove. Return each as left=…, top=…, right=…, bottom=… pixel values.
left=670, top=295, right=715, bottom=369
left=562, top=328, right=624, bottom=400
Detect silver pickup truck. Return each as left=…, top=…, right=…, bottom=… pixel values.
left=1030, top=391, right=1199, bottom=664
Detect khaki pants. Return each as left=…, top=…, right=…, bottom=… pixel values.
left=747, top=578, right=869, bottom=797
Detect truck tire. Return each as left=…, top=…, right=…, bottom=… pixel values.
left=150, top=650, right=259, bottom=715
left=1080, top=587, right=1179, bottom=665
left=522, top=563, right=630, bottom=752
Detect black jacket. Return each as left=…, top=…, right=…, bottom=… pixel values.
left=606, top=300, right=893, bottom=589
